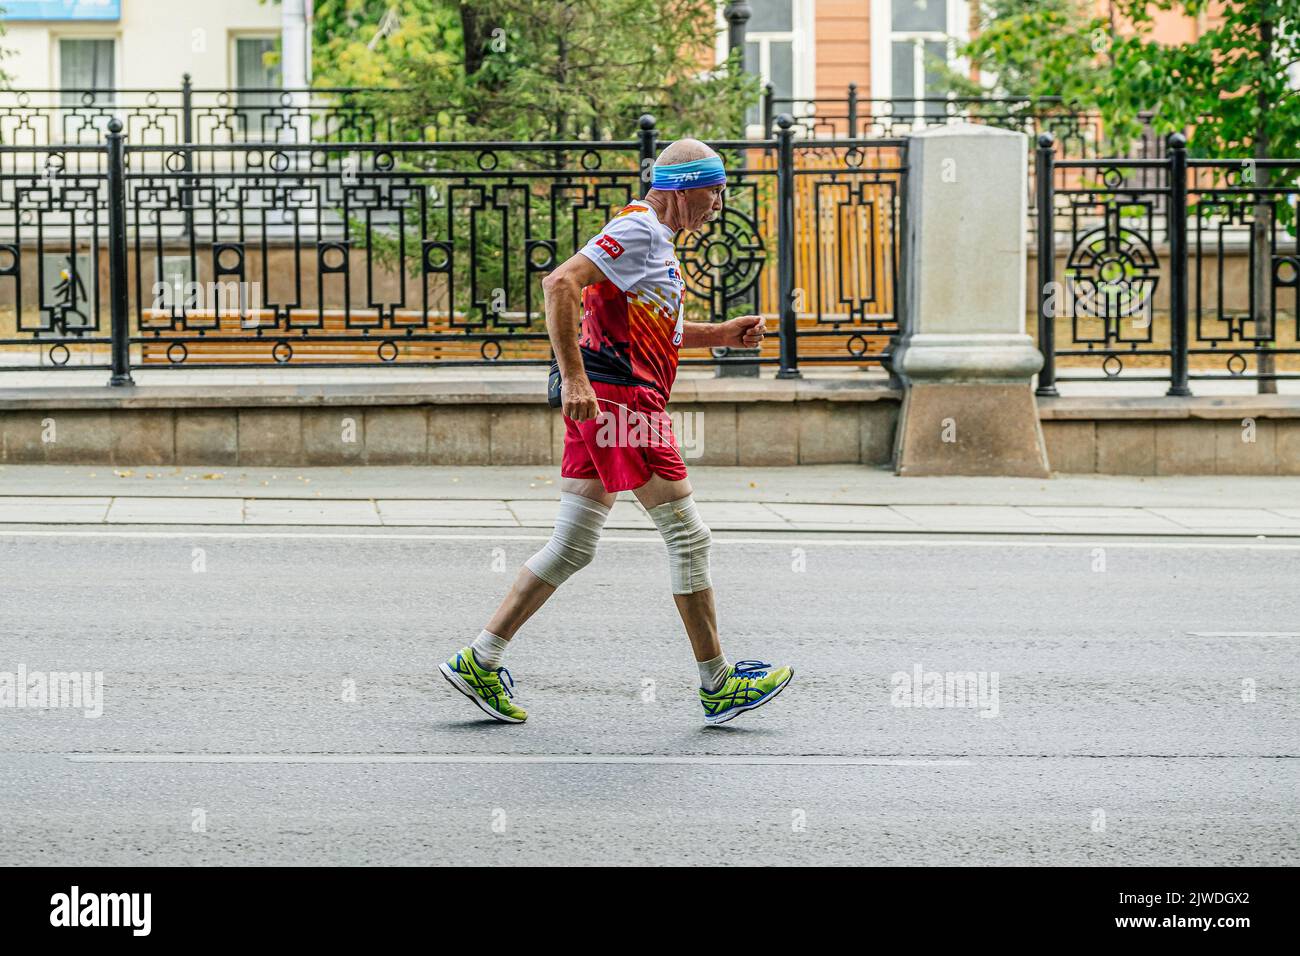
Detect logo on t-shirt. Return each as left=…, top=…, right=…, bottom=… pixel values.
left=595, top=234, right=625, bottom=259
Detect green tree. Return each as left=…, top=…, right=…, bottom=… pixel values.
left=311, top=1, right=461, bottom=90
left=938, top=1, right=1111, bottom=105
left=945, top=1, right=1300, bottom=157
left=310, top=0, right=758, bottom=141
left=305, top=0, right=466, bottom=140
left=450, top=0, right=757, bottom=140
left=1102, top=2, right=1299, bottom=159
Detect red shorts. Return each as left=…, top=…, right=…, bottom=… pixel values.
left=560, top=380, right=688, bottom=493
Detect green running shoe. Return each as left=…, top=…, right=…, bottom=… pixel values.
left=439, top=647, right=527, bottom=723
left=700, top=659, right=794, bottom=725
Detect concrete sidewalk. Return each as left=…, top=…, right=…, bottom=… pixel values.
left=1, top=463, right=1297, bottom=536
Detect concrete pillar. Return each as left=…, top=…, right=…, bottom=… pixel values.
left=892, top=123, right=1050, bottom=477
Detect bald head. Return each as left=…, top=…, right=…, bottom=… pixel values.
left=643, top=137, right=725, bottom=232
left=654, top=138, right=718, bottom=167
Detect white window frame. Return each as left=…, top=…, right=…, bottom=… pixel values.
left=229, top=32, right=287, bottom=143
left=53, top=33, right=121, bottom=91
left=230, top=32, right=282, bottom=90
left=715, top=0, right=817, bottom=137
left=870, top=0, right=970, bottom=129
left=52, top=34, right=121, bottom=144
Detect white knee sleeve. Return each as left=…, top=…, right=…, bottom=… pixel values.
left=647, top=494, right=712, bottom=594
left=524, top=492, right=611, bottom=587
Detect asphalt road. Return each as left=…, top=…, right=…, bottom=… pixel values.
left=1, top=525, right=1296, bottom=865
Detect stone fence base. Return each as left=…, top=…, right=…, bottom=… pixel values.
left=1040, top=395, right=1300, bottom=476
left=2, top=381, right=1297, bottom=474
left=0, top=379, right=900, bottom=468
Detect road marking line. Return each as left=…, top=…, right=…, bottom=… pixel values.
left=1187, top=631, right=1300, bottom=638
left=0, top=530, right=1294, bottom=554
left=62, top=753, right=971, bottom=767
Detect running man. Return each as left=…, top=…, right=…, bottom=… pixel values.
left=439, top=138, right=793, bottom=725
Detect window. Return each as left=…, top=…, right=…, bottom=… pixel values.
left=234, top=36, right=282, bottom=140
left=872, top=1, right=969, bottom=125
left=59, top=38, right=114, bottom=94
left=58, top=38, right=116, bottom=140
left=744, top=0, right=795, bottom=104
left=726, top=0, right=814, bottom=132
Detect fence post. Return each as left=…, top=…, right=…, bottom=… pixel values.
left=762, top=83, right=775, bottom=141
left=847, top=82, right=859, bottom=138
left=637, top=113, right=657, bottom=192
left=882, top=150, right=907, bottom=391
left=775, top=113, right=800, bottom=379
left=724, top=1, right=751, bottom=55
left=106, top=118, right=134, bottom=387
left=182, top=72, right=195, bottom=239
left=1166, top=132, right=1191, bottom=396
left=1035, top=133, right=1058, bottom=397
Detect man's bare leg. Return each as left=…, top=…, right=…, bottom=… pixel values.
left=484, top=476, right=616, bottom=640
left=631, top=473, right=720, bottom=662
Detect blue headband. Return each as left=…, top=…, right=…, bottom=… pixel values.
left=651, top=156, right=727, bottom=190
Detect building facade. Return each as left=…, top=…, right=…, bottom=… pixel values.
left=721, top=0, right=1225, bottom=125
left=1, top=0, right=287, bottom=92
left=1, top=1, right=1229, bottom=107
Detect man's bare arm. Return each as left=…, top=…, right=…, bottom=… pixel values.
left=681, top=315, right=766, bottom=350
left=680, top=321, right=722, bottom=349
left=541, top=253, right=609, bottom=422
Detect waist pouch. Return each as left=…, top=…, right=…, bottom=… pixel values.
left=547, top=360, right=562, bottom=408
left=546, top=362, right=668, bottom=409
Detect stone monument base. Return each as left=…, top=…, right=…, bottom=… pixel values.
left=895, top=382, right=1050, bottom=477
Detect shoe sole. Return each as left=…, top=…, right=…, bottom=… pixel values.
left=703, top=668, right=794, bottom=725
left=439, top=662, right=526, bottom=724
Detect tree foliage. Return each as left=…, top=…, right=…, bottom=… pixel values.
left=938, top=0, right=1112, bottom=105
left=1106, top=0, right=1300, bottom=160
left=311, top=0, right=760, bottom=142
left=946, top=0, right=1300, bottom=158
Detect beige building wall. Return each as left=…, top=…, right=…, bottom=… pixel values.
left=2, top=1, right=1242, bottom=99
left=1, top=0, right=281, bottom=90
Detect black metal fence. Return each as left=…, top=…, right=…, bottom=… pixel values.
left=0, top=115, right=906, bottom=383
left=0, top=80, right=438, bottom=150
left=763, top=85, right=1165, bottom=161
left=1035, top=133, right=1300, bottom=393
left=1, top=78, right=1160, bottom=156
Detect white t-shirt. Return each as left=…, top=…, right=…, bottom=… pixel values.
left=574, top=200, right=686, bottom=398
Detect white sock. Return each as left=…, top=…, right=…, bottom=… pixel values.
left=471, top=629, right=509, bottom=669
left=698, top=653, right=730, bottom=692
